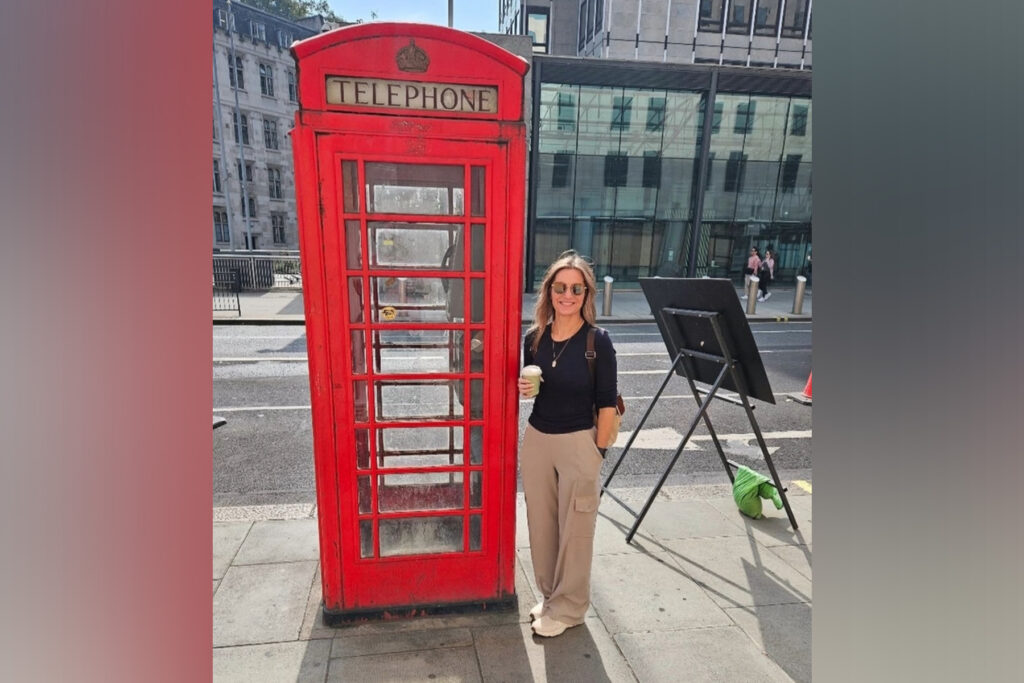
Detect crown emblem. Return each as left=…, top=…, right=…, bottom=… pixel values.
left=396, top=40, right=430, bottom=73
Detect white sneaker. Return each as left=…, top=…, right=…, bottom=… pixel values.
left=741, top=294, right=748, bottom=300
left=531, top=615, right=576, bottom=637
left=764, top=292, right=772, bottom=300
left=757, top=296, right=764, bottom=302
left=529, top=602, right=544, bottom=621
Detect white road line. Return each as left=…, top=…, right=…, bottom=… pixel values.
left=214, top=405, right=312, bottom=412
left=214, top=357, right=308, bottom=362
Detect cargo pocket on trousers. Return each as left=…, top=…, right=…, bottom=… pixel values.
left=571, top=483, right=599, bottom=538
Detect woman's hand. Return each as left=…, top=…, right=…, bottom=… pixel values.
left=517, top=377, right=536, bottom=398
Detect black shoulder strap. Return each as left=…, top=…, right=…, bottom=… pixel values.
left=586, top=325, right=597, bottom=381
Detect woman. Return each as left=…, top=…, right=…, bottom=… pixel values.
left=517, top=250, right=618, bottom=638
left=742, top=246, right=761, bottom=299
left=758, top=248, right=775, bottom=301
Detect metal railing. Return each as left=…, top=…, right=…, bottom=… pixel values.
left=212, top=251, right=302, bottom=290
left=213, top=269, right=241, bottom=315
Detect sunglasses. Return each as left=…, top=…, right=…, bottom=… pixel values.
left=551, top=282, right=586, bottom=296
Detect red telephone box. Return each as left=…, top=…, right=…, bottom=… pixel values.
left=290, top=23, right=528, bottom=622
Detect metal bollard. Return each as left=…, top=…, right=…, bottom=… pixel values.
left=746, top=276, right=759, bottom=314
left=602, top=276, right=614, bottom=316
left=792, top=275, right=807, bottom=314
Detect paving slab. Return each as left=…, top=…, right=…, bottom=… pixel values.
left=214, top=579, right=220, bottom=595
left=332, top=627, right=474, bottom=659
left=725, top=602, right=812, bottom=683
left=589, top=551, right=732, bottom=634
left=233, top=518, right=320, bottom=565
left=213, top=561, right=318, bottom=647
left=766, top=544, right=812, bottom=581
left=619, top=497, right=752, bottom=541
left=592, top=503, right=667, bottom=557
left=213, top=640, right=331, bottom=683
left=474, top=617, right=636, bottom=683
left=327, top=645, right=481, bottom=682
left=213, top=521, right=252, bottom=579
left=615, top=626, right=793, bottom=683
left=704, top=495, right=812, bottom=547
left=662, top=536, right=812, bottom=609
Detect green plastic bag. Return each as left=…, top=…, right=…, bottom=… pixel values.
left=732, top=465, right=784, bottom=519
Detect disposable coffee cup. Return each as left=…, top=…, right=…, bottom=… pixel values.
left=521, top=365, right=542, bottom=397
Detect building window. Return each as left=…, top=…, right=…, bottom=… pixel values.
left=263, top=119, right=279, bottom=149
left=604, top=154, right=628, bottom=187
left=213, top=160, right=222, bottom=193
left=754, top=0, right=782, bottom=36
left=268, top=167, right=283, bottom=199
left=259, top=63, right=275, bottom=97
left=734, top=101, right=756, bottom=134
left=698, top=0, right=724, bottom=32
left=781, top=0, right=810, bottom=38
left=781, top=154, right=802, bottom=192
left=646, top=97, right=666, bottom=132
left=611, top=96, right=632, bottom=131
left=242, top=195, right=257, bottom=218
left=586, top=0, right=594, bottom=41
left=705, top=152, right=715, bottom=189
left=790, top=104, right=808, bottom=136
left=217, top=9, right=235, bottom=31
left=277, top=30, right=293, bottom=47
left=233, top=112, right=250, bottom=145
left=527, top=7, right=550, bottom=53
left=578, top=2, right=587, bottom=50
left=727, top=1, right=752, bottom=34
left=697, top=101, right=724, bottom=134
left=552, top=153, right=572, bottom=188
left=287, top=71, right=297, bottom=102
left=642, top=152, right=661, bottom=188
left=228, top=54, right=244, bottom=89
left=250, top=20, right=266, bottom=41
left=724, top=151, right=747, bottom=192
left=214, top=209, right=230, bottom=243
left=272, top=214, right=287, bottom=244
left=557, top=92, right=576, bottom=131
left=594, top=0, right=603, bottom=33
left=236, top=160, right=254, bottom=182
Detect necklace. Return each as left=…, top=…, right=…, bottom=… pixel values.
left=550, top=320, right=583, bottom=368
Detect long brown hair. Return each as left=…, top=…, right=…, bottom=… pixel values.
left=527, top=250, right=598, bottom=354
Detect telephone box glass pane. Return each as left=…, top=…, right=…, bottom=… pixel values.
left=470, top=279, right=484, bottom=322
left=470, top=471, right=482, bottom=508
left=355, top=429, right=370, bottom=469
left=470, top=166, right=486, bottom=216
left=469, top=379, right=484, bottom=419
left=375, top=380, right=465, bottom=421
left=377, top=427, right=463, bottom=468
left=374, top=329, right=458, bottom=374
left=357, top=476, right=371, bottom=514
left=345, top=220, right=362, bottom=269
left=369, top=222, right=461, bottom=269
left=379, top=517, right=463, bottom=557
left=350, top=330, right=366, bottom=374
left=342, top=161, right=359, bottom=212
left=364, top=162, right=465, bottom=215
left=469, top=514, right=482, bottom=551
left=359, top=520, right=373, bottom=558
left=353, top=380, right=369, bottom=422
left=470, top=224, right=485, bottom=271
left=348, top=277, right=364, bottom=322
left=378, top=473, right=464, bottom=512
left=371, top=276, right=458, bottom=324
left=469, top=426, right=483, bottom=465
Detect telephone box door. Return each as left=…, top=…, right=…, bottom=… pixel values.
left=317, top=130, right=516, bottom=610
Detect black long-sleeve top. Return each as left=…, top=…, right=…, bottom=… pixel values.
left=523, top=322, right=617, bottom=434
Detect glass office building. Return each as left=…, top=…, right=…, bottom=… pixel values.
left=526, top=56, right=811, bottom=289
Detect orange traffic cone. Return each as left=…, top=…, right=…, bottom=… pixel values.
left=791, top=372, right=812, bottom=405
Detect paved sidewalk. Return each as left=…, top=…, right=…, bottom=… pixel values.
left=213, top=285, right=811, bottom=325
left=213, top=485, right=811, bottom=682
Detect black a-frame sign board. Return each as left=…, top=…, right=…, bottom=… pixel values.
left=601, top=278, right=798, bottom=540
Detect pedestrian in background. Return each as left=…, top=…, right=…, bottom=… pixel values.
left=758, top=248, right=775, bottom=301
left=742, top=246, right=761, bottom=299
left=517, top=250, right=618, bottom=638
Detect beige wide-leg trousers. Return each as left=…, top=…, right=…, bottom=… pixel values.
left=520, top=424, right=603, bottom=625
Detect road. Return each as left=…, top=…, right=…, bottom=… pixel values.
left=213, top=322, right=812, bottom=507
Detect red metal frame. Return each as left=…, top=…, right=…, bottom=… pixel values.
left=291, top=23, right=528, bottom=618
